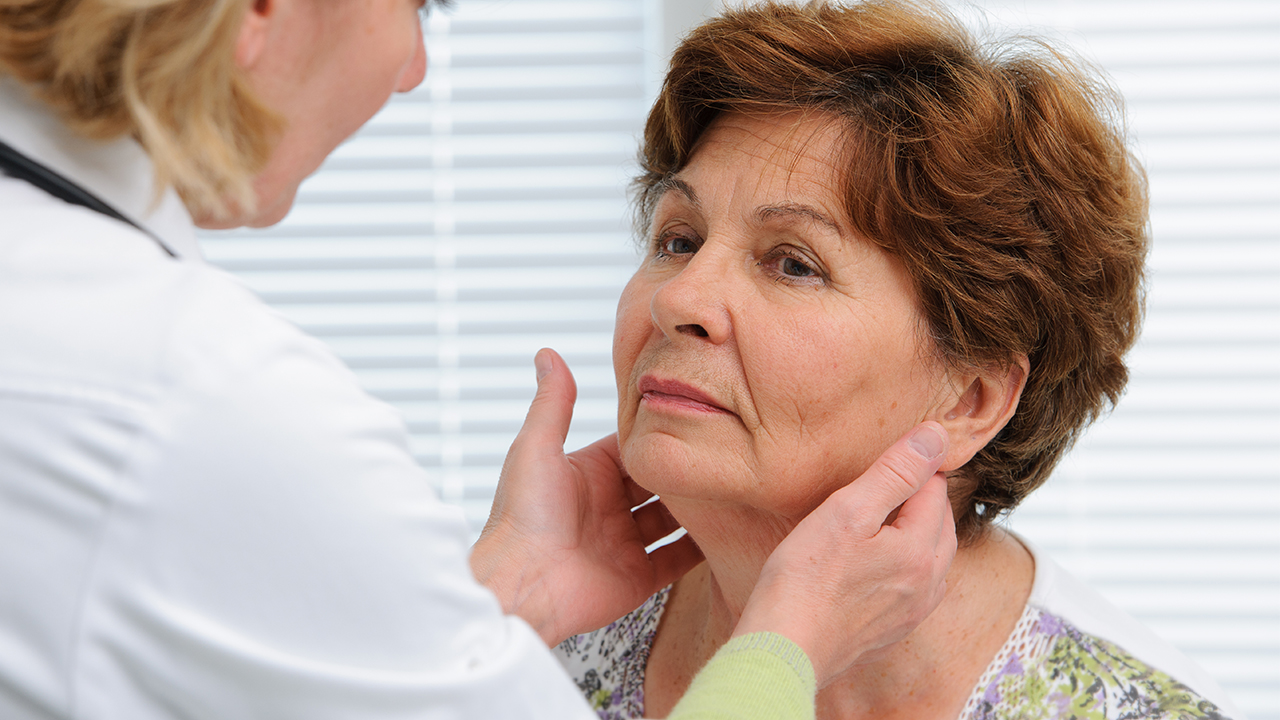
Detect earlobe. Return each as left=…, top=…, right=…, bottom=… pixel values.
left=235, top=0, right=273, bottom=70
left=932, top=356, right=1029, bottom=472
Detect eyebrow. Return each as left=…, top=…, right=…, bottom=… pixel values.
left=658, top=177, right=844, bottom=236
left=657, top=177, right=703, bottom=213
left=756, top=203, right=842, bottom=234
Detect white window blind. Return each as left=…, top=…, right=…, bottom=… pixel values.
left=198, top=0, right=648, bottom=526
left=199, top=0, right=1279, bottom=718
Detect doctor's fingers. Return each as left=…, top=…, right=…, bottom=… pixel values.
left=837, top=422, right=949, bottom=535
left=518, top=348, right=578, bottom=448
left=567, top=434, right=658, bottom=511
left=888, top=473, right=958, bottom=589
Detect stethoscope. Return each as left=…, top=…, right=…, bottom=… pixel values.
left=0, top=138, right=177, bottom=258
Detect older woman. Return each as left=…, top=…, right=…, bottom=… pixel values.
left=555, top=2, right=1239, bottom=719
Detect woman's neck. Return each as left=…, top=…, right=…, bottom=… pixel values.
left=644, top=497, right=801, bottom=710
left=645, top=502, right=1035, bottom=720
left=641, top=500, right=793, bottom=713
left=669, top=500, right=795, bottom=623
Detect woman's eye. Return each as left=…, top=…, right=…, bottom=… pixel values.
left=659, top=235, right=698, bottom=256
left=780, top=256, right=817, bottom=277
left=761, top=248, right=826, bottom=286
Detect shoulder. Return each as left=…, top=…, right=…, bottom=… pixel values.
left=554, top=587, right=672, bottom=720
left=965, top=605, right=1232, bottom=720
left=0, top=191, right=372, bottom=429
left=0, top=202, right=419, bottom=521
left=959, top=537, right=1242, bottom=720
left=1024, top=541, right=1240, bottom=717
left=0, top=188, right=330, bottom=391
left=0, top=189, right=473, bottom=645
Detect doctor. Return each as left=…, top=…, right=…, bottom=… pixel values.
left=0, top=0, right=957, bottom=718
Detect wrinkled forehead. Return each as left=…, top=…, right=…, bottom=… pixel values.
left=652, top=111, right=857, bottom=231
left=687, top=110, right=848, bottom=177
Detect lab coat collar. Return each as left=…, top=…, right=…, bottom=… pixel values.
left=0, top=77, right=204, bottom=262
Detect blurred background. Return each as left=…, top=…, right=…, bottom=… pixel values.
left=196, top=0, right=1279, bottom=716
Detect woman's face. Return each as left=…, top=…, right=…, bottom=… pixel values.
left=210, top=0, right=428, bottom=228
left=614, top=112, right=954, bottom=520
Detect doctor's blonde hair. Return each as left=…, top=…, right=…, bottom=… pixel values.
left=0, top=0, right=279, bottom=221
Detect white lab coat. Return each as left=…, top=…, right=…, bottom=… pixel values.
left=0, top=78, right=595, bottom=720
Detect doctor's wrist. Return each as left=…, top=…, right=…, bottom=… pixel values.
left=470, top=529, right=561, bottom=646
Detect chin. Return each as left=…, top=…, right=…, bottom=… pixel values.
left=190, top=187, right=297, bottom=230
left=622, top=431, right=731, bottom=499
left=246, top=189, right=299, bottom=228
left=620, top=430, right=808, bottom=518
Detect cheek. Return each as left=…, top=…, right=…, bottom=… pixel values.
left=741, top=304, right=936, bottom=500
left=612, top=275, right=654, bottom=422
left=741, top=303, right=868, bottom=422
left=333, top=9, right=422, bottom=120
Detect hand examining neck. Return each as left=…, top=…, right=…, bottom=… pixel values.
left=476, top=350, right=967, bottom=715
left=645, top=423, right=1038, bottom=720
left=672, top=423, right=959, bottom=688
left=471, top=349, right=704, bottom=646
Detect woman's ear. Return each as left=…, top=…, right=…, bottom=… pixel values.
left=930, top=355, right=1029, bottom=473
left=235, top=0, right=274, bottom=70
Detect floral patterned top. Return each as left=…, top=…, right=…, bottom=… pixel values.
left=556, top=587, right=671, bottom=720
left=961, top=604, right=1228, bottom=720
left=554, top=588, right=1231, bottom=720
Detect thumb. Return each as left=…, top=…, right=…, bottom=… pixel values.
left=835, top=421, right=949, bottom=531
left=519, top=348, right=578, bottom=448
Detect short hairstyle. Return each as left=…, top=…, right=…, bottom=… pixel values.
left=638, top=0, right=1149, bottom=540
left=0, top=0, right=280, bottom=221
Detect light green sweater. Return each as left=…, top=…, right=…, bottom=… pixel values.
left=667, top=632, right=817, bottom=720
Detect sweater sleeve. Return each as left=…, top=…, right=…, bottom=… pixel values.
left=666, top=632, right=817, bottom=720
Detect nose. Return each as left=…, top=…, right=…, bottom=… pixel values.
left=649, top=246, right=735, bottom=345
left=397, top=26, right=428, bottom=93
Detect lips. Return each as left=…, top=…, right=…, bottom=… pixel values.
left=638, top=375, right=733, bottom=415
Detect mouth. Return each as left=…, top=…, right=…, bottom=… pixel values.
left=637, top=375, right=734, bottom=416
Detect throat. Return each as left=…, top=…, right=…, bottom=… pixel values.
left=644, top=526, right=1036, bottom=720
left=640, top=507, right=797, bottom=718
left=666, top=501, right=797, bottom=621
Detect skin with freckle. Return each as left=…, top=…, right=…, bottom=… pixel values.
left=613, top=111, right=960, bottom=523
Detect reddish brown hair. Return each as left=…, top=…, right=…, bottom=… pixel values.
left=639, top=0, right=1149, bottom=540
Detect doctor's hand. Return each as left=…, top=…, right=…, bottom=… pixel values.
left=470, top=348, right=703, bottom=647
left=733, top=422, right=958, bottom=688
